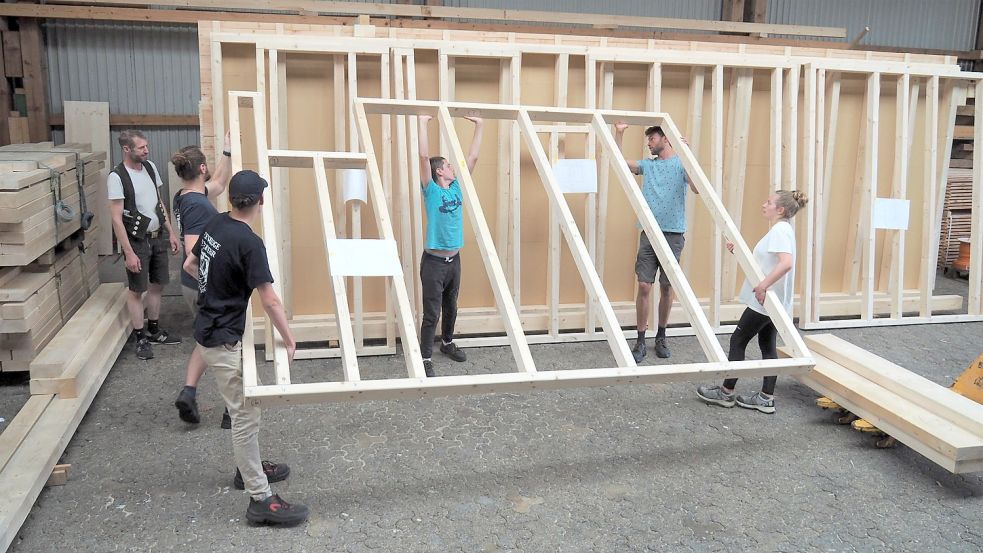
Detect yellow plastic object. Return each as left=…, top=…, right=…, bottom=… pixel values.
left=815, top=396, right=840, bottom=409
left=951, top=353, right=983, bottom=405
left=851, top=418, right=880, bottom=433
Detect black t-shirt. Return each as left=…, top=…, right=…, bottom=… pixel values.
left=173, top=187, right=218, bottom=290
left=192, top=212, right=274, bottom=347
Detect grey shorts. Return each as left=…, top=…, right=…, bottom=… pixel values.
left=635, top=231, right=685, bottom=286
left=126, top=235, right=170, bottom=293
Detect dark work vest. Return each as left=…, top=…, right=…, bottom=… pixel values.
left=113, top=161, right=168, bottom=239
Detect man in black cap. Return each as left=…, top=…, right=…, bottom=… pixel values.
left=183, top=169, right=308, bottom=526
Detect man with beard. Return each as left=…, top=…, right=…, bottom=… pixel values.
left=614, top=123, right=698, bottom=362
left=108, top=130, right=181, bottom=361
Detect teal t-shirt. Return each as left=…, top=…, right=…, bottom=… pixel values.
left=636, top=156, right=688, bottom=233
left=423, top=179, right=464, bottom=250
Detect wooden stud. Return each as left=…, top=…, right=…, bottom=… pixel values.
left=920, top=75, right=939, bottom=317
left=509, top=55, right=522, bottom=308
left=381, top=52, right=396, bottom=348
left=347, top=52, right=365, bottom=349
left=312, top=156, right=359, bottom=381
left=709, top=65, right=725, bottom=327
left=548, top=53, right=569, bottom=338
left=861, top=72, right=880, bottom=320
left=888, top=73, right=911, bottom=319
left=393, top=52, right=415, bottom=314
left=333, top=55, right=347, bottom=236
left=598, top=62, right=614, bottom=331
left=268, top=49, right=292, bottom=318
left=682, top=67, right=705, bottom=278
left=971, top=79, right=983, bottom=315
left=720, top=68, right=753, bottom=301
left=770, top=67, right=783, bottom=191
left=406, top=51, right=425, bottom=322
left=802, top=64, right=819, bottom=326
left=810, top=71, right=841, bottom=323
left=782, top=64, right=799, bottom=192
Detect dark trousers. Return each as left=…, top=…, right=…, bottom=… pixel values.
left=723, top=307, right=779, bottom=395
left=419, top=252, right=461, bottom=358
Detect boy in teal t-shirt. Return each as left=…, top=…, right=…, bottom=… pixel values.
left=417, top=114, right=484, bottom=377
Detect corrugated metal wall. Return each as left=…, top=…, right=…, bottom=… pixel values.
left=44, top=20, right=200, bottom=195
left=769, top=0, right=979, bottom=50
left=446, top=0, right=720, bottom=21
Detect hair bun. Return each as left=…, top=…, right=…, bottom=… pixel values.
left=792, top=190, right=809, bottom=208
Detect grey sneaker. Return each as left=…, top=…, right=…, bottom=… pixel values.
left=737, top=391, right=776, bottom=414
left=697, top=385, right=735, bottom=408
left=653, top=336, right=670, bottom=358
left=136, top=338, right=154, bottom=360
left=631, top=339, right=646, bottom=363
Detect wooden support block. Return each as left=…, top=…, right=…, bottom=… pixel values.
left=45, top=464, right=70, bottom=487
left=1, top=31, right=21, bottom=78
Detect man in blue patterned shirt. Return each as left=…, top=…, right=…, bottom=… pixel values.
left=614, top=122, right=698, bottom=362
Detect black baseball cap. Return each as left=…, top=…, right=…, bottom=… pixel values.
left=229, top=170, right=268, bottom=198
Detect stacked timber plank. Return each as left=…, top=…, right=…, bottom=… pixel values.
left=0, top=141, right=105, bottom=372
left=0, top=223, right=101, bottom=373
left=0, top=142, right=105, bottom=266
left=0, top=283, right=129, bottom=552
left=787, top=335, right=983, bottom=474
left=938, top=168, right=973, bottom=270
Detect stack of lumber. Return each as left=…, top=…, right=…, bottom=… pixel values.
left=950, top=99, right=974, bottom=169
left=0, top=229, right=100, bottom=372
left=786, top=334, right=983, bottom=474
left=0, top=142, right=105, bottom=266
left=0, top=283, right=128, bottom=552
left=938, top=168, right=973, bottom=270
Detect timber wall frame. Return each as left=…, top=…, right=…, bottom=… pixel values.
left=201, top=22, right=983, bottom=346
left=228, top=90, right=813, bottom=405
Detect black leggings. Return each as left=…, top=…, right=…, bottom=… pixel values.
left=723, top=307, right=778, bottom=395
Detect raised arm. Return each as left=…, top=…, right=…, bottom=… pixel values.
left=614, top=122, right=641, bottom=175
left=418, top=114, right=432, bottom=187
left=464, top=116, right=484, bottom=173
left=208, top=131, right=233, bottom=197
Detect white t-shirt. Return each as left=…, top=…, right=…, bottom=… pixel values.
left=107, top=161, right=164, bottom=232
left=738, top=220, right=796, bottom=316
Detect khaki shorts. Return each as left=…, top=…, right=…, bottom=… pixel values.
left=635, top=231, right=685, bottom=286
left=182, top=286, right=199, bottom=316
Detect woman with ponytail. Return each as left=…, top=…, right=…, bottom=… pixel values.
left=172, top=132, right=232, bottom=427
left=697, top=190, right=809, bottom=414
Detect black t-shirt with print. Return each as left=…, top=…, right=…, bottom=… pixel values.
left=192, top=212, right=273, bottom=347
left=173, top=187, right=218, bottom=290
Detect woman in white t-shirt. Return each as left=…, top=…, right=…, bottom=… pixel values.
left=696, top=190, right=809, bottom=414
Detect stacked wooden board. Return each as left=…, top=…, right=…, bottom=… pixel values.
left=785, top=334, right=983, bottom=474
left=0, top=283, right=129, bottom=552
left=0, top=220, right=101, bottom=373
left=938, top=168, right=973, bottom=270
left=0, top=142, right=105, bottom=266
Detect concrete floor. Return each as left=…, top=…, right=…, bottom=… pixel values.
left=2, top=256, right=983, bottom=552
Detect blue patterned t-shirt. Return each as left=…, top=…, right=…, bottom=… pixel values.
left=423, top=179, right=464, bottom=250
left=636, top=155, right=688, bottom=233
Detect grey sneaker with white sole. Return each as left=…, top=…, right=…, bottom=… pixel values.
left=696, top=385, right=736, bottom=408
left=736, top=391, right=776, bottom=414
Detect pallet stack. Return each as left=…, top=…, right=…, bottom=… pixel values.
left=0, top=141, right=104, bottom=372
left=938, top=168, right=974, bottom=271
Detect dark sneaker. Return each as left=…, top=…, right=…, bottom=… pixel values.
left=697, top=385, right=736, bottom=408
left=736, top=391, right=776, bottom=414
left=631, top=339, right=646, bottom=363
left=147, top=328, right=181, bottom=345
left=174, top=388, right=200, bottom=424
left=653, top=336, right=671, bottom=358
left=221, top=408, right=232, bottom=429
left=234, top=460, right=291, bottom=490
left=136, top=338, right=154, bottom=360
left=246, top=493, right=309, bottom=526
left=423, top=359, right=435, bottom=378
left=440, top=342, right=467, bottom=362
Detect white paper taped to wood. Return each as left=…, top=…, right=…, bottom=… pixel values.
left=872, top=198, right=910, bottom=230
left=552, top=159, right=597, bottom=194
left=342, top=169, right=367, bottom=203
left=326, top=239, right=401, bottom=276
